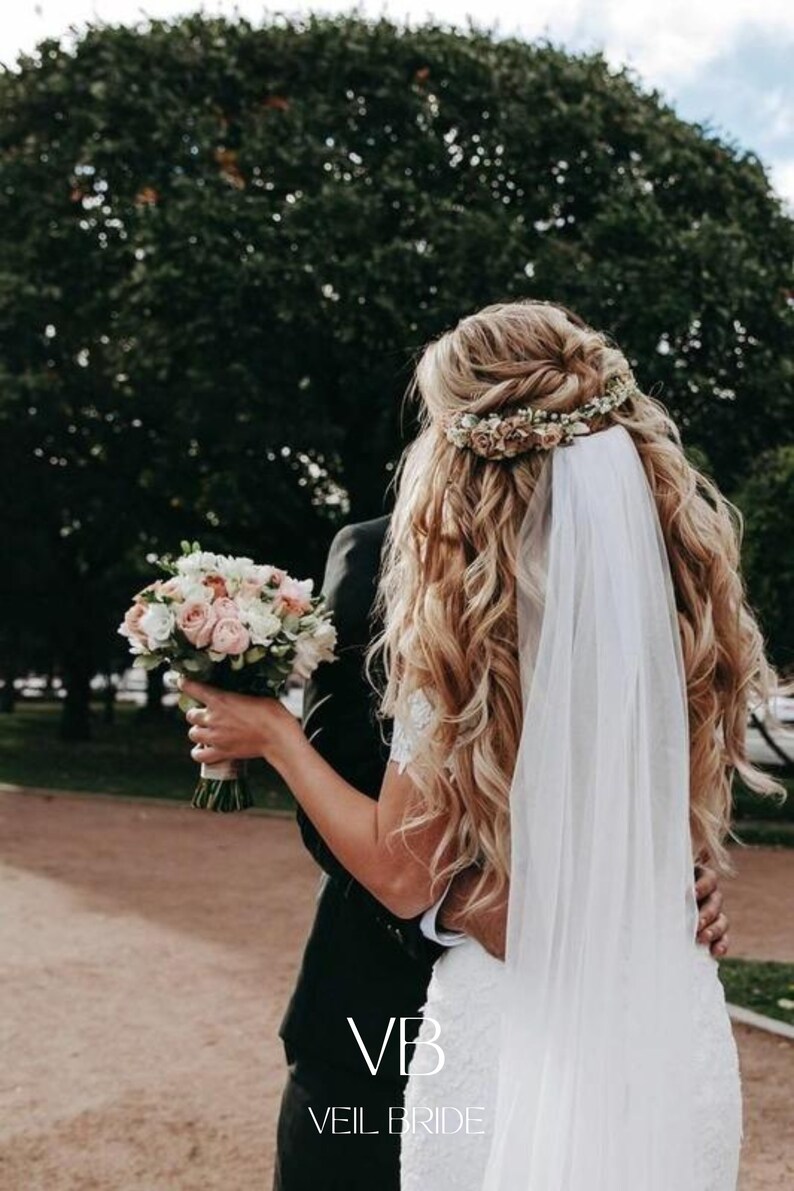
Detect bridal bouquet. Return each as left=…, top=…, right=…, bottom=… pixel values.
left=118, top=542, right=337, bottom=811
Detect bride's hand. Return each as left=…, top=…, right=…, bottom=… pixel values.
left=694, top=865, right=730, bottom=958
left=180, top=678, right=304, bottom=767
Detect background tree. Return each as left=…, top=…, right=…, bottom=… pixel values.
left=1, top=14, right=792, bottom=736
left=736, top=446, right=794, bottom=672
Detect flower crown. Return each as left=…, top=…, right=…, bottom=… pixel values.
left=443, top=372, right=639, bottom=460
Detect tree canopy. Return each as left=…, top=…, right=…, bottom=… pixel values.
left=736, top=446, right=794, bottom=670
left=1, top=13, right=792, bottom=730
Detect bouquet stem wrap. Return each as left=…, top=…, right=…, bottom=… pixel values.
left=192, top=759, right=253, bottom=812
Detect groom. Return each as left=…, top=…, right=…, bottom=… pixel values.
left=272, top=515, right=731, bottom=1191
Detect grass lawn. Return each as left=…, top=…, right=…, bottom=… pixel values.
left=719, top=959, right=794, bottom=1027
left=1, top=702, right=791, bottom=830
left=3, top=704, right=793, bottom=1029
left=0, top=701, right=293, bottom=811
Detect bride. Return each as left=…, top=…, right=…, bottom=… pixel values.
left=181, top=301, right=784, bottom=1190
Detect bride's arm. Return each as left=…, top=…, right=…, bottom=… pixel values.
left=181, top=678, right=451, bottom=920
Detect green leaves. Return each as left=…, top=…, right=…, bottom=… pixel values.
left=735, top=446, right=794, bottom=668
left=1, top=13, right=792, bottom=686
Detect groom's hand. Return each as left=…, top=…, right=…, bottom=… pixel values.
left=695, top=865, right=730, bottom=958
left=438, top=863, right=730, bottom=963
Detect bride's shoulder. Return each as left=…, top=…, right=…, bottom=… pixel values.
left=389, top=689, right=433, bottom=773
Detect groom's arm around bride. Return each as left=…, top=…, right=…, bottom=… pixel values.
left=269, top=516, right=729, bottom=1191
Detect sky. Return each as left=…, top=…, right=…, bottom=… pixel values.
left=2, top=0, right=793, bottom=206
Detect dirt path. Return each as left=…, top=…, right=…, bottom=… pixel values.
left=0, top=790, right=791, bottom=1190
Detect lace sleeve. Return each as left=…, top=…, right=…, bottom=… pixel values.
left=389, top=689, right=433, bottom=774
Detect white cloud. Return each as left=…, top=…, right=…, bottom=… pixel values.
left=2, top=0, right=792, bottom=203
left=770, top=159, right=794, bottom=211
left=5, top=0, right=794, bottom=82
left=759, top=89, right=794, bottom=146
left=582, top=0, right=794, bottom=87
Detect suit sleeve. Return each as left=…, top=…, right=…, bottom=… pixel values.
left=296, top=523, right=443, bottom=965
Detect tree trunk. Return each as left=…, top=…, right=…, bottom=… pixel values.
left=0, top=648, right=19, bottom=712
left=140, top=666, right=165, bottom=720
left=59, top=656, right=93, bottom=741
left=102, top=674, right=117, bottom=726
left=0, top=677, right=16, bottom=713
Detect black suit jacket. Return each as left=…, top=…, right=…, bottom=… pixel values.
left=279, top=517, right=441, bottom=1084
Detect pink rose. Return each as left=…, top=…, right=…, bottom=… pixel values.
left=211, top=597, right=241, bottom=619
left=211, top=616, right=251, bottom=656
left=134, top=580, right=161, bottom=601
left=160, top=577, right=184, bottom=601
left=532, top=424, right=566, bottom=449
left=177, top=600, right=218, bottom=648
left=204, top=573, right=229, bottom=600
left=274, top=577, right=314, bottom=617
left=119, top=602, right=148, bottom=649
left=239, top=578, right=264, bottom=599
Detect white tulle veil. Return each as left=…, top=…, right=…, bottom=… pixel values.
left=482, top=424, right=699, bottom=1190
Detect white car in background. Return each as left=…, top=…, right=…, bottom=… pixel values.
left=746, top=695, right=794, bottom=767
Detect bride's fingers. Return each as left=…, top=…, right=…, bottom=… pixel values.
left=190, top=743, right=228, bottom=765
left=185, top=707, right=210, bottom=726
left=188, top=724, right=214, bottom=744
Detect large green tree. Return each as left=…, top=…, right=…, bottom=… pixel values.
left=736, top=446, right=794, bottom=671
left=1, top=14, right=792, bottom=734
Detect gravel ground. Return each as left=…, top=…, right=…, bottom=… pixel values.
left=0, top=789, right=791, bottom=1190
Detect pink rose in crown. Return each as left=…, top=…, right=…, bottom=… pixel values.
left=275, top=577, right=314, bottom=617
left=178, top=600, right=218, bottom=649
left=211, top=616, right=251, bottom=656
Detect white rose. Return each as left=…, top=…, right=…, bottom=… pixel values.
left=139, top=602, right=176, bottom=651
left=178, top=578, right=213, bottom=604
left=244, top=605, right=283, bottom=647
left=216, top=554, right=254, bottom=582
left=290, top=622, right=338, bottom=680
left=248, top=563, right=277, bottom=586
left=177, top=551, right=221, bottom=577
left=312, top=620, right=337, bottom=656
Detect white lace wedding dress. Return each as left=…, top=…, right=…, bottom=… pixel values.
left=389, top=429, right=743, bottom=1191
left=390, top=711, right=743, bottom=1191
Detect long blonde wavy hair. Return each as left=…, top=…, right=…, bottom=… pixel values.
left=368, top=299, right=784, bottom=915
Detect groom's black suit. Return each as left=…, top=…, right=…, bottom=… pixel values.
left=274, top=516, right=442, bottom=1191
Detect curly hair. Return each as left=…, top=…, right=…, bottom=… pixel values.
left=368, top=299, right=785, bottom=918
